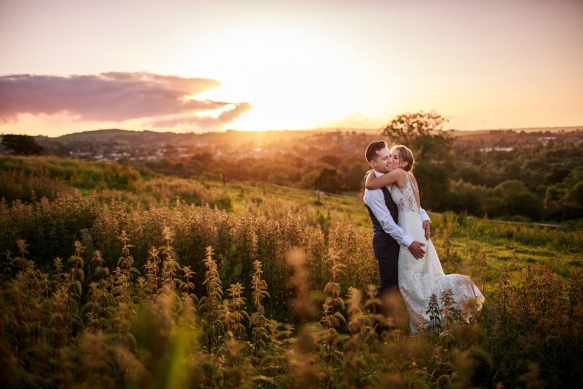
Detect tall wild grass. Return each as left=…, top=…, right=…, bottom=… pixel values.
left=1, top=158, right=582, bottom=388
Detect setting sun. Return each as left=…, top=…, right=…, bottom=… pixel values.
left=185, top=20, right=389, bottom=130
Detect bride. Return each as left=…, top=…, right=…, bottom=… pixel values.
left=365, top=145, right=485, bottom=333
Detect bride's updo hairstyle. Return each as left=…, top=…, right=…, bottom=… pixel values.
left=390, top=145, right=415, bottom=173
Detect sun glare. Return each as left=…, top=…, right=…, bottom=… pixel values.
left=176, top=20, right=386, bottom=130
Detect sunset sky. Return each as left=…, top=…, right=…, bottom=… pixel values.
left=1, top=0, right=582, bottom=137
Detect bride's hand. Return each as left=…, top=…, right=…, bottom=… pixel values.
left=422, top=221, right=431, bottom=240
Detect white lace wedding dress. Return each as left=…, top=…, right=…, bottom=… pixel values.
left=393, top=174, right=485, bottom=333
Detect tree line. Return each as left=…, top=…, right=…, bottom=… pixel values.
left=142, top=114, right=582, bottom=223
left=3, top=114, right=583, bottom=222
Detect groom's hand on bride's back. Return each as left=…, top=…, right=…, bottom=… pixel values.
left=408, top=241, right=426, bottom=259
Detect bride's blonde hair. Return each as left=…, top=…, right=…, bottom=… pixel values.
left=390, top=145, right=415, bottom=173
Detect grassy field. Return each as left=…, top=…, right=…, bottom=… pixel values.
left=1, top=156, right=582, bottom=388
left=213, top=179, right=583, bottom=278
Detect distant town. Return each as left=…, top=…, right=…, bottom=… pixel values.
left=3, top=126, right=579, bottom=163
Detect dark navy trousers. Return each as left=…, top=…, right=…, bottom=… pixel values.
left=366, top=185, right=401, bottom=300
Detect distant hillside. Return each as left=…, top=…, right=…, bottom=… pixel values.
left=448, top=126, right=582, bottom=137
left=35, top=128, right=340, bottom=148
left=31, top=128, right=374, bottom=159
left=38, top=129, right=192, bottom=147
left=21, top=125, right=583, bottom=160
left=37, top=125, right=583, bottom=144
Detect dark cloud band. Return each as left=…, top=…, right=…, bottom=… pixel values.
left=150, top=102, right=253, bottom=128
left=0, top=72, right=252, bottom=129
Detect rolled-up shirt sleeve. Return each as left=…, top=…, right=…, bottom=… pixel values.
left=364, top=188, right=413, bottom=248
left=420, top=208, right=430, bottom=223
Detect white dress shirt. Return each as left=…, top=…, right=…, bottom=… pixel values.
left=363, top=170, right=430, bottom=248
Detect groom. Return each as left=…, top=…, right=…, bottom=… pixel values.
left=363, top=141, right=431, bottom=323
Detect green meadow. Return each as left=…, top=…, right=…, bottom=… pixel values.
left=1, top=156, right=582, bottom=388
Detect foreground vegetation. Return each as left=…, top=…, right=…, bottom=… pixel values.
left=1, top=156, right=582, bottom=388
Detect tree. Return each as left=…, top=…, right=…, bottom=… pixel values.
left=414, top=161, right=450, bottom=210
left=190, top=152, right=214, bottom=169
left=268, top=173, right=290, bottom=186
left=546, top=167, right=570, bottom=185
left=299, top=170, right=319, bottom=189
left=440, top=190, right=468, bottom=214
left=514, top=192, right=542, bottom=221
left=449, top=180, right=489, bottom=216
left=381, top=112, right=453, bottom=160
left=488, top=180, right=542, bottom=221
left=342, top=163, right=369, bottom=191
left=315, top=168, right=343, bottom=193
left=2, top=134, right=44, bottom=155
left=453, top=165, right=482, bottom=186
left=317, top=155, right=341, bottom=169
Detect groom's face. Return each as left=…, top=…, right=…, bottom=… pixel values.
left=371, top=147, right=392, bottom=173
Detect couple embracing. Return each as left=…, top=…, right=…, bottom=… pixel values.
left=363, top=141, right=484, bottom=333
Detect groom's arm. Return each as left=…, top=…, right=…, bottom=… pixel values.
left=364, top=189, right=426, bottom=259
left=364, top=189, right=413, bottom=248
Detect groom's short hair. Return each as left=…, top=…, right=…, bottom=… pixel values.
left=365, top=140, right=388, bottom=163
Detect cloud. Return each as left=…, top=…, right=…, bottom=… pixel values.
left=0, top=72, right=252, bottom=127
left=150, top=102, right=253, bottom=129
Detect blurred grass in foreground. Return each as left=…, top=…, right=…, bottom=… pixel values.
left=0, top=156, right=582, bottom=388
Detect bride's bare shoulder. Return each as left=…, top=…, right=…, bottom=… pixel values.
left=408, top=173, right=420, bottom=191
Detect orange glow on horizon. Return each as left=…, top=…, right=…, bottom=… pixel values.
left=0, top=0, right=581, bottom=136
